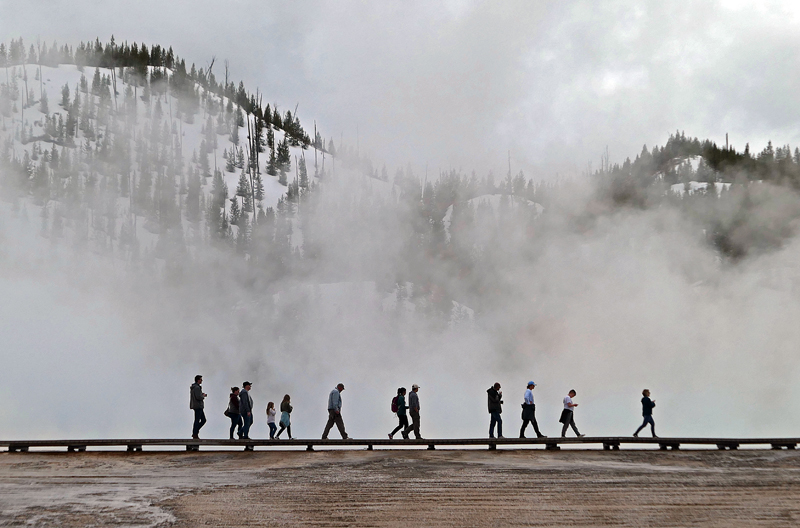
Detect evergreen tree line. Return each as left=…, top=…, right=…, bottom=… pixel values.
left=0, top=37, right=315, bottom=150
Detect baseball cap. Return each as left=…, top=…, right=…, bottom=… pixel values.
left=527, top=381, right=536, bottom=386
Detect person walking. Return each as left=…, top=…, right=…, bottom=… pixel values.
left=266, top=401, right=277, bottom=439
left=226, top=387, right=243, bottom=439
left=519, top=381, right=546, bottom=439
left=240, top=381, right=254, bottom=441
left=560, top=389, right=584, bottom=438
left=190, top=375, right=207, bottom=439
left=389, top=387, right=409, bottom=439
left=403, top=384, right=422, bottom=439
left=276, top=394, right=293, bottom=439
left=487, top=382, right=503, bottom=438
left=322, top=383, right=349, bottom=439
left=633, top=389, right=657, bottom=438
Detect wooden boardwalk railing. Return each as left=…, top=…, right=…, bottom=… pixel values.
left=1, top=437, right=797, bottom=453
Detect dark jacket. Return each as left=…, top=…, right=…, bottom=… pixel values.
left=641, top=397, right=656, bottom=416
left=280, top=400, right=293, bottom=414
left=190, top=383, right=204, bottom=410
left=396, top=394, right=407, bottom=416
left=227, top=393, right=240, bottom=415
left=487, top=387, right=503, bottom=414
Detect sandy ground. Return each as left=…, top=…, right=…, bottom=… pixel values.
left=1, top=448, right=799, bottom=527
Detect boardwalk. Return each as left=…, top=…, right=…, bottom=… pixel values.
left=2, top=436, right=798, bottom=452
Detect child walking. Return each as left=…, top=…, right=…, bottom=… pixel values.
left=266, top=401, right=277, bottom=439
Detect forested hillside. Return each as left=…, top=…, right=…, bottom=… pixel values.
left=3, top=37, right=800, bottom=339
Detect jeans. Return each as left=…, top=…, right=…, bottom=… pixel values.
left=390, top=415, right=410, bottom=438
left=242, top=413, right=253, bottom=439
left=229, top=413, right=243, bottom=439
left=404, top=410, right=421, bottom=439
left=268, top=423, right=277, bottom=439
left=634, top=415, right=656, bottom=436
left=192, top=408, right=206, bottom=436
left=322, top=409, right=348, bottom=439
left=489, top=412, right=503, bottom=438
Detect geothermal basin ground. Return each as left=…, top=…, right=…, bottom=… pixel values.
left=1, top=449, right=799, bottom=527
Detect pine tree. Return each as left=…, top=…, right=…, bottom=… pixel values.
left=299, top=156, right=308, bottom=189
left=60, top=83, right=70, bottom=108
left=254, top=173, right=265, bottom=203
left=229, top=195, right=240, bottom=225
left=236, top=170, right=252, bottom=212
left=39, top=89, right=49, bottom=114
left=230, top=121, right=239, bottom=145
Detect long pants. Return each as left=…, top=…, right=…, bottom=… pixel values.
left=520, top=418, right=542, bottom=437
left=276, top=424, right=292, bottom=438
left=192, top=409, right=206, bottom=436
left=634, top=415, right=656, bottom=436
left=391, top=415, right=410, bottom=438
left=404, top=410, right=421, bottom=439
left=229, top=413, right=242, bottom=438
left=268, top=423, right=277, bottom=439
left=322, top=410, right=348, bottom=439
left=561, top=411, right=580, bottom=437
left=490, top=412, right=503, bottom=438
left=242, top=414, right=253, bottom=439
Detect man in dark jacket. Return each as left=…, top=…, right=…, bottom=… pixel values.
left=487, top=382, right=503, bottom=438
left=190, top=375, right=207, bottom=439
left=633, top=389, right=657, bottom=437
left=240, top=381, right=254, bottom=442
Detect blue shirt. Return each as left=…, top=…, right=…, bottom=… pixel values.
left=523, top=388, right=534, bottom=405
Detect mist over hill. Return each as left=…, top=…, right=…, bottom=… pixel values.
left=1, top=38, right=799, bottom=441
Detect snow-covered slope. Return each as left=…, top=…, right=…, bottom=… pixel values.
left=0, top=63, right=321, bottom=255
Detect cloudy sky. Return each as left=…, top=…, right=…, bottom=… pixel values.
left=3, top=0, right=800, bottom=178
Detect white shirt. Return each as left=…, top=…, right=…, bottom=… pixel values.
left=267, top=408, right=277, bottom=423
left=563, top=395, right=574, bottom=411
left=523, top=388, right=534, bottom=405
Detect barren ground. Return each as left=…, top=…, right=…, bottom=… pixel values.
left=1, top=448, right=799, bottom=527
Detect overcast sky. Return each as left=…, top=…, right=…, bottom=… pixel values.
left=3, top=0, right=800, bottom=177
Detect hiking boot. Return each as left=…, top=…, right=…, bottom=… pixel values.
left=633, top=433, right=638, bottom=438
left=192, top=434, right=199, bottom=440
left=578, top=434, right=586, bottom=437
left=388, top=433, right=393, bottom=439
left=519, top=435, right=526, bottom=439
left=537, top=435, right=547, bottom=439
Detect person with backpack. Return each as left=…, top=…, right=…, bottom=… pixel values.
left=487, top=382, right=503, bottom=438
left=389, top=387, right=409, bottom=439
left=560, top=389, right=585, bottom=438
left=225, top=387, right=243, bottom=439
left=633, top=389, right=657, bottom=437
left=276, top=394, right=293, bottom=439
left=266, top=401, right=277, bottom=439
left=520, top=381, right=546, bottom=439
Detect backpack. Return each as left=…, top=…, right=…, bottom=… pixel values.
left=391, top=396, right=398, bottom=413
